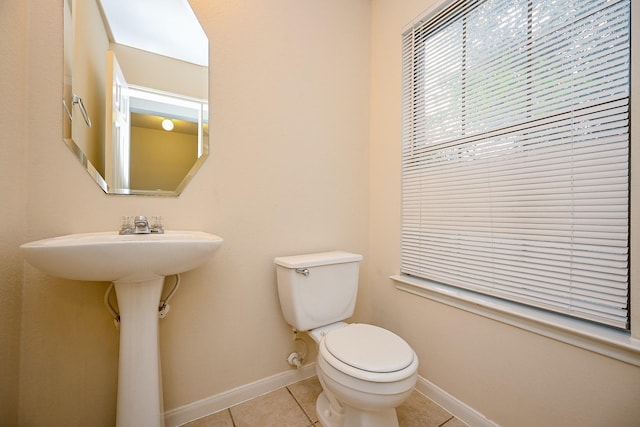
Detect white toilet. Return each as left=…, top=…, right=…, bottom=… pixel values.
left=275, top=251, right=418, bottom=427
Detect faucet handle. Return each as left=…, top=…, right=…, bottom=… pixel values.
left=150, top=216, right=164, bottom=234
left=119, top=216, right=134, bottom=235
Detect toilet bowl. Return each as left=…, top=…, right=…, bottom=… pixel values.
left=311, top=323, right=418, bottom=427
left=274, top=252, right=419, bottom=427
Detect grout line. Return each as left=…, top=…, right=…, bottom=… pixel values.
left=285, top=385, right=314, bottom=425
left=227, top=408, right=237, bottom=427
left=438, top=415, right=455, bottom=427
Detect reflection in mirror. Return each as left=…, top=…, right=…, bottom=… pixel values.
left=63, top=0, right=209, bottom=196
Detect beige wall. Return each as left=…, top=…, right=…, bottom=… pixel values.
left=0, top=1, right=28, bottom=425
left=9, top=0, right=371, bottom=426
left=369, top=0, right=640, bottom=426
left=71, top=0, right=109, bottom=175
left=112, top=43, right=208, bottom=100
left=129, top=126, right=198, bottom=191
left=4, top=0, right=639, bottom=426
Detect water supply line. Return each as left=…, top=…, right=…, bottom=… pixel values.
left=104, top=283, right=120, bottom=329
left=159, top=274, right=181, bottom=318
left=103, top=274, right=181, bottom=328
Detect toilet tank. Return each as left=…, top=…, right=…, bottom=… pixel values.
left=274, top=251, right=363, bottom=332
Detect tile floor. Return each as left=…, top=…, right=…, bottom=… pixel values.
left=182, top=376, right=468, bottom=427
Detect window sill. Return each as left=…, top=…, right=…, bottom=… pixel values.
left=391, top=274, right=640, bottom=367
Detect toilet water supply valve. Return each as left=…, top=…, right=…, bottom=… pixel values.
left=287, top=352, right=303, bottom=368
left=103, top=274, right=181, bottom=328
left=287, top=330, right=308, bottom=369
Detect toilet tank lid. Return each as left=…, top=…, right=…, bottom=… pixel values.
left=274, top=251, right=362, bottom=268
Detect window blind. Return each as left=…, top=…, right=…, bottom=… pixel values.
left=401, top=0, right=630, bottom=329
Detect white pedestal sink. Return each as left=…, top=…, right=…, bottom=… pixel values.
left=20, top=231, right=223, bottom=427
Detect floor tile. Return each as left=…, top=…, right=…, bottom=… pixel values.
left=396, top=389, right=454, bottom=427
left=287, top=376, right=323, bottom=423
left=230, top=387, right=312, bottom=427
left=181, top=409, right=234, bottom=427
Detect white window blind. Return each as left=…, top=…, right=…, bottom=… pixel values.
left=401, top=0, right=630, bottom=329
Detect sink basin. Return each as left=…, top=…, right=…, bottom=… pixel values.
left=20, top=230, right=223, bottom=427
left=20, top=230, right=223, bottom=282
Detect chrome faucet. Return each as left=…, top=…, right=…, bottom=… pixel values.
left=134, top=216, right=150, bottom=234
left=119, top=215, right=164, bottom=234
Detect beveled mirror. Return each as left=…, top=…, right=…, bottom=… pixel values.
left=63, top=0, right=209, bottom=196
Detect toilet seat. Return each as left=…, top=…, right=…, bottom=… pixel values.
left=319, top=324, right=417, bottom=383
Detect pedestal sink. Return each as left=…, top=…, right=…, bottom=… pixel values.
left=20, top=231, right=223, bottom=427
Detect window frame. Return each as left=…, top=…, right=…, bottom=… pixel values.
left=393, top=0, right=640, bottom=365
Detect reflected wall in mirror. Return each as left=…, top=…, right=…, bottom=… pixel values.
left=63, top=0, right=209, bottom=196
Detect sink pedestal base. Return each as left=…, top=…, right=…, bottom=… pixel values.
left=114, top=277, right=165, bottom=427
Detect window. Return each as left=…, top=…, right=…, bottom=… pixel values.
left=401, top=0, right=631, bottom=329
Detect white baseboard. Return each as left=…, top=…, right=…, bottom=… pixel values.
left=415, top=376, right=499, bottom=427
left=163, top=364, right=316, bottom=427
left=164, top=365, right=496, bottom=427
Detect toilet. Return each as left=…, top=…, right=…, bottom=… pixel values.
left=274, top=251, right=418, bottom=427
